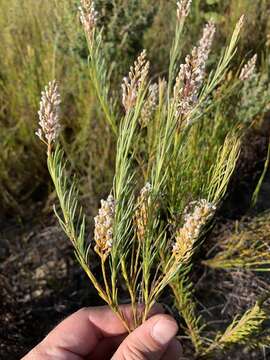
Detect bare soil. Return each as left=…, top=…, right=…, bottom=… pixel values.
left=0, top=214, right=101, bottom=359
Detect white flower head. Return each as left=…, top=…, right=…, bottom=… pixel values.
left=173, top=199, right=216, bottom=262
left=122, top=50, right=150, bottom=112
left=177, top=0, right=192, bottom=20
left=94, top=194, right=115, bottom=259
left=174, top=21, right=216, bottom=119
left=79, top=0, right=98, bottom=42
left=36, top=80, right=61, bottom=146
left=240, top=54, right=257, bottom=81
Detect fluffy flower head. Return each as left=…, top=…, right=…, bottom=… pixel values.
left=122, top=50, right=150, bottom=112
left=177, top=0, right=192, bottom=20
left=36, top=80, right=61, bottom=147
left=174, top=22, right=216, bottom=119
left=173, top=199, right=216, bottom=262
left=94, top=194, right=115, bottom=259
left=240, top=54, right=257, bottom=81
left=79, top=0, right=98, bottom=42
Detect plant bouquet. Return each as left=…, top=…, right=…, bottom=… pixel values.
left=36, top=0, right=269, bottom=357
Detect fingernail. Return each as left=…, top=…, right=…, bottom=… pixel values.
left=151, top=318, right=178, bottom=345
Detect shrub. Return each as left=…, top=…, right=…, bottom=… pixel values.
left=36, top=1, right=270, bottom=357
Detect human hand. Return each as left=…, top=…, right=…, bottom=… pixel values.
left=22, top=305, right=182, bottom=360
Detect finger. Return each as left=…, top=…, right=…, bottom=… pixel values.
left=162, top=339, right=183, bottom=360
left=84, top=303, right=163, bottom=337
left=87, top=304, right=165, bottom=360
left=38, top=306, right=129, bottom=357
left=24, top=304, right=164, bottom=359
left=86, top=304, right=164, bottom=360
left=111, top=314, right=179, bottom=360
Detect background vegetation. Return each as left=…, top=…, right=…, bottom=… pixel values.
left=1, top=0, right=269, bottom=217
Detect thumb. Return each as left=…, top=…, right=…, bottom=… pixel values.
left=112, top=314, right=180, bottom=360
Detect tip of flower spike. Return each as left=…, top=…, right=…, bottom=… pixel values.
left=174, top=21, right=215, bottom=120
left=177, top=0, right=192, bottom=20
left=79, top=0, right=98, bottom=42
left=238, top=15, right=245, bottom=28
left=122, top=50, right=150, bottom=112
left=239, top=54, right=257, bottom=81
left=36, top=80, right=61, bottom=149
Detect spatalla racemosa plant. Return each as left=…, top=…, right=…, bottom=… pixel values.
left=36, top=1, right=269, bottom=357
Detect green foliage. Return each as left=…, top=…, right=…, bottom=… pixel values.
left=0, top=0, right=90, bottom=211
left=171, top=274, right=203, bottom=353
left=47, top=145, right=131, bottom=328
left=203, top=211, right=270, bottom=271
left=204, top=302, right=268, bottom=356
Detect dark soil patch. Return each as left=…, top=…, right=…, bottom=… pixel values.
left=0, top=216, right=101, bottom=359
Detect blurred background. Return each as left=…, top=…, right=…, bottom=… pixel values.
left=0, top=0, right=270, bottom=358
